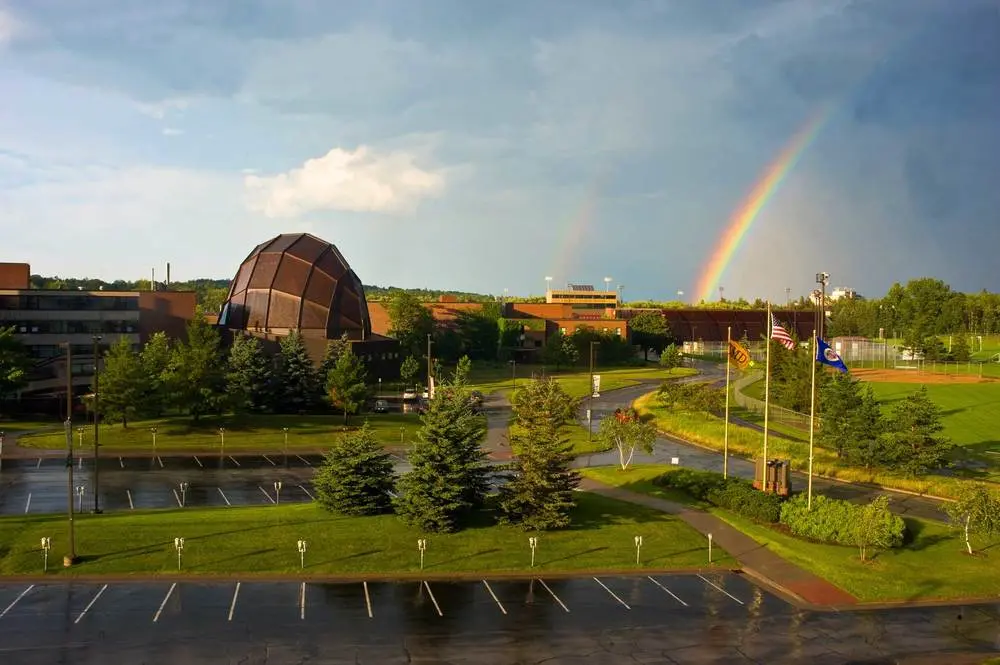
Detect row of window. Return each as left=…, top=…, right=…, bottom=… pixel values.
left=0, top=295, right=140, bottom=311
left=27, top=344, right=113, bottom=359
left=9, top=320, right=136, bottom=335
left=559, top=327, right=623, bottom=335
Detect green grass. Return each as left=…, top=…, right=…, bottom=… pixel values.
left=0, top=492, right=733, bottom=576
left=467, top=365, right=697, bottom=399
left=867, top=382, right=1000, bottom=451
left=0, top=418, right=65, bottom=433
left=587, top=464, right=1000, bottom=603
left=17, top=413, right=426, bottom=453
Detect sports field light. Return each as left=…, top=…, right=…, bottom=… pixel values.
left=297, top=539, right=307, bottom=569
left=528, top=536, right=538, bottom=568
left=179, top=482, right=189, bottom=507
left=174, top=537, right=185, bottom=570
left=634, top=535, right=643, bottom=565
left=417, top=538, right=427, bottom=570
left=41, top=537, right=52, bottom=572
left=76, top=485, right=85, bottom=513
left=274, top=481, right=283, bottom=505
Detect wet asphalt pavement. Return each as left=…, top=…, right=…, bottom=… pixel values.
left=1, top=573, right=998, bottom=664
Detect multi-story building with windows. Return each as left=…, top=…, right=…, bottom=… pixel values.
left=0, top=263, right=196, bottom=413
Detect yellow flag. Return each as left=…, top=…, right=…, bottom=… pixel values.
left=728, top=340, right=751, bottom=369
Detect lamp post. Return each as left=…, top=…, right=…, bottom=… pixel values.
left=528, top=536, right=538, bottom=568
left=174, top=537, right=184, bottom=570
left=282, top=427, right=289, bottom=466
left=377, top=378, right=382, bottom=399
left=76, top=427, right=84, bottom=451
left=545, top=276, right=553, bottom=299
left=785, top=287, right=792, bottom=306
left=149, top=426, right=158, bottom=457
left=76, top=485, right=85, bottom=513
left=815, top=273, right=829, bottom=341
left=92, top=334, right=102, bottom=514
left=41, top=537, right=51, bottom=572
left=0, top=430, right=4, bottom=471
left=417, top=539, right=427, bottom=570
left=218, top=427, right=226, bottom=457
left=509, top=358, right=516, bottom=392
left=634, top=535, right=643, bottom=565
left=274, top=480, right=283, bottom=505
left=179, top=481, right=189, bottom=507
left=708, top=533, right=714, bottom=564
left=62, top=342, right=77, bottom=566
left=297, top=539, right=307, bottom=569
left=588, top=341, right=598, bottom=441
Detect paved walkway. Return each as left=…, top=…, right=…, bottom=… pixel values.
left=579, top=477, right=859, bottom=609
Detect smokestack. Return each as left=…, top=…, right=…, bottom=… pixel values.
left=166, top=262, right=171, bottom=288
left=151, top=267, right=155, bottom=292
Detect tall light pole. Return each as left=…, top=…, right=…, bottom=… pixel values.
left=617, top=284, right=624, bottom=307
left=815, top=273, right=829, bottom=341
left=785, top=287, right=792, bottom=306
left=545, top=276, right=553, bottom=299
left=719, top=286, right=725, bottom=302
left=282, top=427, right=289, bottom=466
left=676, top=290, right=685, bottom=303
left=91, top=334, right=103, bottom=514
left=603, top=277, right=612, bottom=295
left=62, top=343, right=77, bottom=566
left=509, top=359, right=516, bottom=392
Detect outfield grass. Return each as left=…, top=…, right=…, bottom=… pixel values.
left=867, top=382, right=1000, bottom=451
left=0, top=492, right=733, bottom=576
left=0, top=418, right=64, bottom=433
left=468, top=365, right=696, bottom=399
left=586, top=464, right=1000, bottom=603
left=17, top=413, right=426, bottom=453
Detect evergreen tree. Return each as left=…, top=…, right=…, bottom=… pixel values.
left=400, top=355, right=420, bottom=388
left=882, top=386, right=953, bottom=475
left=140, top=332, right=172, bottom=417
left=274, top=331, right=321, bottom=413
left=951, top=333, right=971, bottom=362
left=226, top=335, right=273, bottom=413
left=846, top=386, right=890, bottom=469
left=96, top=337, right=149, bottom=427
left=818, top=373, right=865, bottom=459
left=314, top=422, right=396, bottom=516
left=659, top=343, right=682, bottom=370
left=453, top=355, right=473, bottom=386
left=167, top=318, right=227, bottom=420
left=498, top=378, right=580, bottom=530
left=395, top=380, right=489, bottom=532
left=326, top=348, right=368, bottom=424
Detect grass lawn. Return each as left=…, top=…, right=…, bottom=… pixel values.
left=586, top=464, right=1000, bottom=603
left=16, top=413, right=426, bottom=453
left=0, top=492, right=733, bottom=576
left=468, top=365, right=697, bottom=399
left=0, top=418, right=65, bottom=433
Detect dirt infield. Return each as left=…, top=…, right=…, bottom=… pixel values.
left=852, top=368, right=995, bottom=384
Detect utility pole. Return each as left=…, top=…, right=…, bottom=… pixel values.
left=92, top=335, right=103, bottom=514
left=63, top=343, right=77, bottom=566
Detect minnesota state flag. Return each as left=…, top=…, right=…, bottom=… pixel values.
left=816, top=338, right=849, bottom=373
left=728, top=340, right=751, bottom=370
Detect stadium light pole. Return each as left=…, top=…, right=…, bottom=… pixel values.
left=62, top=342, right=78, bottom=566
left=91, top=335, right=103, bottom=514
left=815, top=273, right=829, bottom=341
left=545, top=276, right=553, bottom=299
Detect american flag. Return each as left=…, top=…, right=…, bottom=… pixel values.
left=770, top=314, right=796, bottom=350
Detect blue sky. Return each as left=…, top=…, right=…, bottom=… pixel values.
left=1, top=0, right=998, bottom=302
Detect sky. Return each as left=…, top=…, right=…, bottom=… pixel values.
left=1, top=0, right=998, bottom=302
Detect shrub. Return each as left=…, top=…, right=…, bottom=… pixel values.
left=707, top=482, right=783, bottom=523
left=652, top=468, right=729, bottom=500
left=780, top=494, right=906, bottom=548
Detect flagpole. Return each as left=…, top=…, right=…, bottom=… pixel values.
left=762, top=302, right=771, bottom=488
left=808, top=329, right=817, bottom=510
left=724, top=326, right=731, bottom=479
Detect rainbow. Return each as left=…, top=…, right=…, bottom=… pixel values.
left=693, top=105, right=834, bottom=303
left=549, top=170, right=609, bottom=291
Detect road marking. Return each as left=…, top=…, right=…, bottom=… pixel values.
left=482, top=580, right=507, bottom=615
left=299, top=484, right=314, bottom=500
left=153, top=583, right=176, bottom=622
left=538, top=579, right=570, bottom=613
left=74, top=584, right=108, bottom=624
left=647, top=576, right=688, bottom=607
left=228, top=456, right=241, bottom=467
left=157, top=456, right=164, bottom=469
left=593, top=577, right=631, bottom=609
left=35, top=458, right=42, bottom=468
left=299, top=582, right=306, bottom=620
left=423, top=581, right=443, bottom=617
left=262, top=455, right=276, bottom=466
left=172, top=489, right=183, bottom=508
left=0, top=585, right=34, bottom=618
left=23, top=493, right=31, bottom=514
left=78, top=456, right=83, bottom=469
left=118, top=456, right=125, bottom=469
left=698, top=574, right=744, bottom=605
left=227, top=582, right=241, bottom=621
left=363, top=582, right=373, bottom=618
left=258, top=486, right=276, bottom=504
left=126, top=489, right=134, bottom=510
left=193, top=456, right=203, bottom=468
left=296, top=455, right=311, bottom=466
left=217, top=487, right=231, bottom=506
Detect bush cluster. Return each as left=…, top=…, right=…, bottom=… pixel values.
left=653, top=469, right=782, bottom=523
left=779, top=494, right=906, bottom=547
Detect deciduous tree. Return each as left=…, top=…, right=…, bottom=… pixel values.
left=629, top=311, right=673, bottom=361
left=400, top=355, right=420, bottom=388
left=658, top=343, right=682, bottom=370
left=140, top=332, right=173, bottom=417
left=326, top=348, right=368, bottom=424
left=853, top=495, right=896, bottom=562
left=598, top=408, right=657, bottom=471
left=945, top=483, right=1000, bottom=555
left=96, top=337, right=149, bottom=427
left=0, top=326, right=29, bottom=406
left=387, top=291, right=435, bottom=358
left=167, top=318, right=227, bottom=420
left=314, top=422, right=396, bottom=516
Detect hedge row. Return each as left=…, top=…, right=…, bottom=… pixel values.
left=652, top=468, right=783, bottom=523
left=779, top=494, right=906, bottom=548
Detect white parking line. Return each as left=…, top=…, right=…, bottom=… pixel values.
left=258, top=486, right=276, bottom=504
left=157, top=456, right=164, bottom=469
left=119, top=456, right=125, bottom=469
left=0, top=585, right=34, bottom=618
left=126, top=489, right=134, bottom=510
left=298, top=484, right=314, bottom=500
left=217, top=487, right=232, bottom=506
left=697, top=574, right=744, bottom=605
left=482, top=580, right=507, bottom=615
left=227, top=582, right=241, bottom=621
left=193, top=456, right=203, bottom=468
left=228, top=456, right=241, bottom=467
left=363, top=582, right=373, bottom=618
left=647, top=576, right=688, bottom=607
left=593, top=577, right=630, bottom=609
left=262, top=455, right=276, bottom=466
left=537, top=579, right=570, bottom=613
left=423, top=581, right=443, bottom=617
left=299, top=582, right=306, bottom=620
left=23, top=493, right=31, bottom=514
left=35, top=458, right=42, bottom=469
left=74, top=584, right=108, bottom=624
left=296, top=455, right=311, bottom=466
left=172, top=489, right=183, bottom=508
left=153, top=583, right=176, bottom=622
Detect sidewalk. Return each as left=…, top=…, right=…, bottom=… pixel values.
left=579, top=477, right=858, bottom=609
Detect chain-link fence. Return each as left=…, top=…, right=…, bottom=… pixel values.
left=731, top=371, right=815, bottom=431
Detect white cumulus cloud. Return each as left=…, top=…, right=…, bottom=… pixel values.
left=244, top=145, right=445, bottom=218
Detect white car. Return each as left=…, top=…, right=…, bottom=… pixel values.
left=402, top=389, right=418, bottom=401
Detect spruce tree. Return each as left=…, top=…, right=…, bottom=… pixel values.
left=883, top=386, right=953, bottom=475
left=167, top=318, right=227, bottom=420
left=326, top=348, right=368, bottom=424
left=97, top=337, right=149, bottom=427
left=395, top=380, right=489, bottom=532
left=274, top=331, right=321, bottom=413
left=226, top=335, right=273, bottom=413
left=819, top=373, right=865, bottom=459
left=314, top=422, right=396, bottom=516
left=498, top=378, right=580, bottom=530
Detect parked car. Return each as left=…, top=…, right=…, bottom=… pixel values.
left=373, top=399, right=389, bottom=413
left=402, top=389, right=418, bottom=401
left=421, top=389, right=430, bottom=399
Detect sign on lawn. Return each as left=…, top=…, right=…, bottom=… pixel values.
left=592, top=374, right=601, bottom=397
